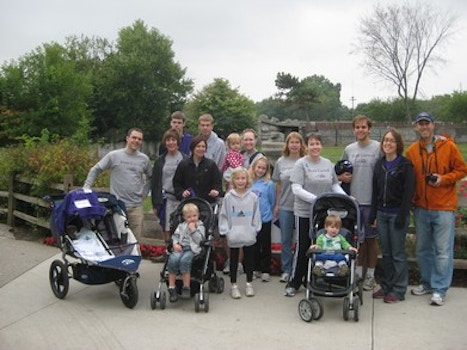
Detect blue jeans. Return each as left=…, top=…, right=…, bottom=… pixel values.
left=377, top=211, right=409, bottom=299
left=167, top=248, right=194, bottom=274
left=279, top=210, right=295, bottom=275
left=413, top=207, right=455, bottom=296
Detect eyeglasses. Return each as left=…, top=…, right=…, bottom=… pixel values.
left=382, top=138, right=396, bottom=144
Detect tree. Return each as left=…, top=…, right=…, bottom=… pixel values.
left=185, top=78, right=256, bottom=139
left=354, top=1, right=457, bottom=122
left=0, top=43, right=93, bottom=144
left=92, top=20, right=193, bottom=142
left=274, top=73, right=343, bottom=121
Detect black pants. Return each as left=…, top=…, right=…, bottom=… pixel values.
left=288, top=216, right=310, bottom=290
left=230, top=245, right=255, bottom=284
left=254, top=221, right=272, bottom=273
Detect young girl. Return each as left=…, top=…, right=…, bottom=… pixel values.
left=221, top=133, right=244, bottom=187
left=249, top=156, right=276, bottom=282
left=219, top=168, right=262, bottom=299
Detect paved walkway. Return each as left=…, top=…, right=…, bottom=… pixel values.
left=0, top=223, right=466, bottom=350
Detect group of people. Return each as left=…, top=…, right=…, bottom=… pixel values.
left=83, top=110, right=467, bottom=306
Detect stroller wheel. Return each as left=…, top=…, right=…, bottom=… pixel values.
left=308, top=297, right=323, bottom=320
left=159, top=291, right=167, bottom=310
left=298, top=299, right=314, bottom=322
left=216, top=277, right=225, bottom=294
left=353, top=296, right=360, bottom=322
left=194, top=293, right=200, bottom=313
left=343, top=297, right=350, bottom=321
left=49, top=260, right=69, bottom=299
left=120, top=276, right=138, bottom=309
left=150, top=292, right=157, bottom=310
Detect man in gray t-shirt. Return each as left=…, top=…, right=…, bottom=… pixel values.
left=340, top=115, right=381, bottom=291
left=84, top=128, right=152, bottom=239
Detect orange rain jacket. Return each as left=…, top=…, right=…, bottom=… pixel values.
left=406, top=134, right=467, bottom=211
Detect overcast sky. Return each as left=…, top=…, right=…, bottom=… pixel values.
left=1, top=0, right=466, bottom=108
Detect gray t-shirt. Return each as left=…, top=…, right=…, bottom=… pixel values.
left=162, top=152, right=183, bottom=197
left=290, top=156, right=339, bottom=217
left=84, top=148, right=152, bottom=207
left=272, top=156, right=298, bottom=211
left=342, top=140, right=381, bottom=205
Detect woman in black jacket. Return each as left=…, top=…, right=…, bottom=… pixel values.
left=370, top=128, right=415, bottom=304
left=173, top=136, right=223, bottom=204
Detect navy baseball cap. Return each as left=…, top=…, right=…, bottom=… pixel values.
left=415, top=112, right=434, bottom=124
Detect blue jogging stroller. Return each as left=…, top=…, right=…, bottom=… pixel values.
left=298, top=193, right=363, bottom=322
left=48, top=189, right=141, bottom=308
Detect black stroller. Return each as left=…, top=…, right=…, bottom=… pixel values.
left=150, top=197, right=225, bottom=312
left=48, top=189, right=141, bottom=309
left=298, top=193, right=362, bottom=322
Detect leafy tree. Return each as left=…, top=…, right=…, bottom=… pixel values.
left=185, top=78, right=256, bottom=139
left=355, top=98, right=406, bottom=122
left=354, top=1, right=457, bottom=122
left=0, top=43, right=93, bottom=144
left=274, top=72, right=343, bottom=121
left=446, top=91, right=467, bottom=123
left=92, top=20, right=193, bottom=142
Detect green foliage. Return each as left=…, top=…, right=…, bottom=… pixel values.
left=355, top=98, right=407, bottom=122
left=91, top=20, right=193, bottom=142
left=0, top=130, right=106, bottom=196
left=185, top=78, right=256, bottom=138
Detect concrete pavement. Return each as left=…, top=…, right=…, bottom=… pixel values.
left=1, top=223, right=466, bottom=350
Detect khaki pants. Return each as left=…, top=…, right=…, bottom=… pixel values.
left=126, top=205, right=144, bottom=240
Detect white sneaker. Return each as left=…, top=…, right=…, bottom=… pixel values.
left=245, top=284, right=255, bottom=297
left=253, top=271, right=262, bottom=279
left=363, top=275, right=376, bottom=290
left=261, top=273, right=271, bottom=282
left=231, top=285, right=241, bottom=299
left=279, top=273, right=290, bottom=283
left=411, top=284, right=432, bottom=296
left=237, top=263, right=244, bottom=275
left=430, top=292, right=445, bottom=306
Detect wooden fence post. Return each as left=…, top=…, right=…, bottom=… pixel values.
left=63, top=174, right=73, bottom=193
left=7, top=174, right=15, bottom=227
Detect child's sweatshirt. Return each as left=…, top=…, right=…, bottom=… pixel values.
left=251, top=178, right=276, bottom=223
left=218, top=189, right=262, bottom=248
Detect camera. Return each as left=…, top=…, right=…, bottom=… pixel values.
left=425, top=174, right=438, bottom=183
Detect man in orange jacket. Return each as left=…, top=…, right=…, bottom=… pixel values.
left=406, top=112, right=467, bottom=306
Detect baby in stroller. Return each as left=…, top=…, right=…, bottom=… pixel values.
left=167, top=202, right=205, bottom=302
left=310, top=214, right=358, bottom=277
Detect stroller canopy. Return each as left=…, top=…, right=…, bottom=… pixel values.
left=53, top=189, right=106, bottom=236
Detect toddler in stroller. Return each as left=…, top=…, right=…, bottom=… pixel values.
left=151, top=197, right=225, bottom=312
left=310, top=214, right=357, bottom=277
left=167, top=202, right=205, bottom=302
left=298, top=193, right=362, bottom=323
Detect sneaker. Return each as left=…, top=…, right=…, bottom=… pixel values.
left=168, top=288, right=178, bottom=303
left=284, top=286, right=297, bottom=297
left=279, top=273, right=290, bottom=283
left=430, top=292, right=445, bottom=306
left=261, top=273, right=271, bottom=282
left=231, top=285, right=241, bottom=299
left=372, top=288, right=386, bottom=299
left=253, top=271, right=262, bottom=279
left=181, top=286, right=191, bottom=299
left=363, top=275, right=376, bottom=290
left=238, top=263, right=244, bottom=274
left=312, top=265, right=324, bottom=277
left=411, top=284, right=432, bottom=296
left=245, top=284, right=255, bottom=297
left=223, top=259, right=230, bottom=274
left=338, top=264, right=349, bottom=277
left=384, top=294, right=399, bottom=303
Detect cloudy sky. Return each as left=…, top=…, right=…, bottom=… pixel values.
left=1, top=0, right=466, bottom=107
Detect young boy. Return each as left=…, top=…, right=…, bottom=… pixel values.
left=167, top=202, right=205, bottom=302
left=310, top=214, right=357, bottom=277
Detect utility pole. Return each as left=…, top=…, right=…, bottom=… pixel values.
left=350, top=96, right=356, bottom=117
